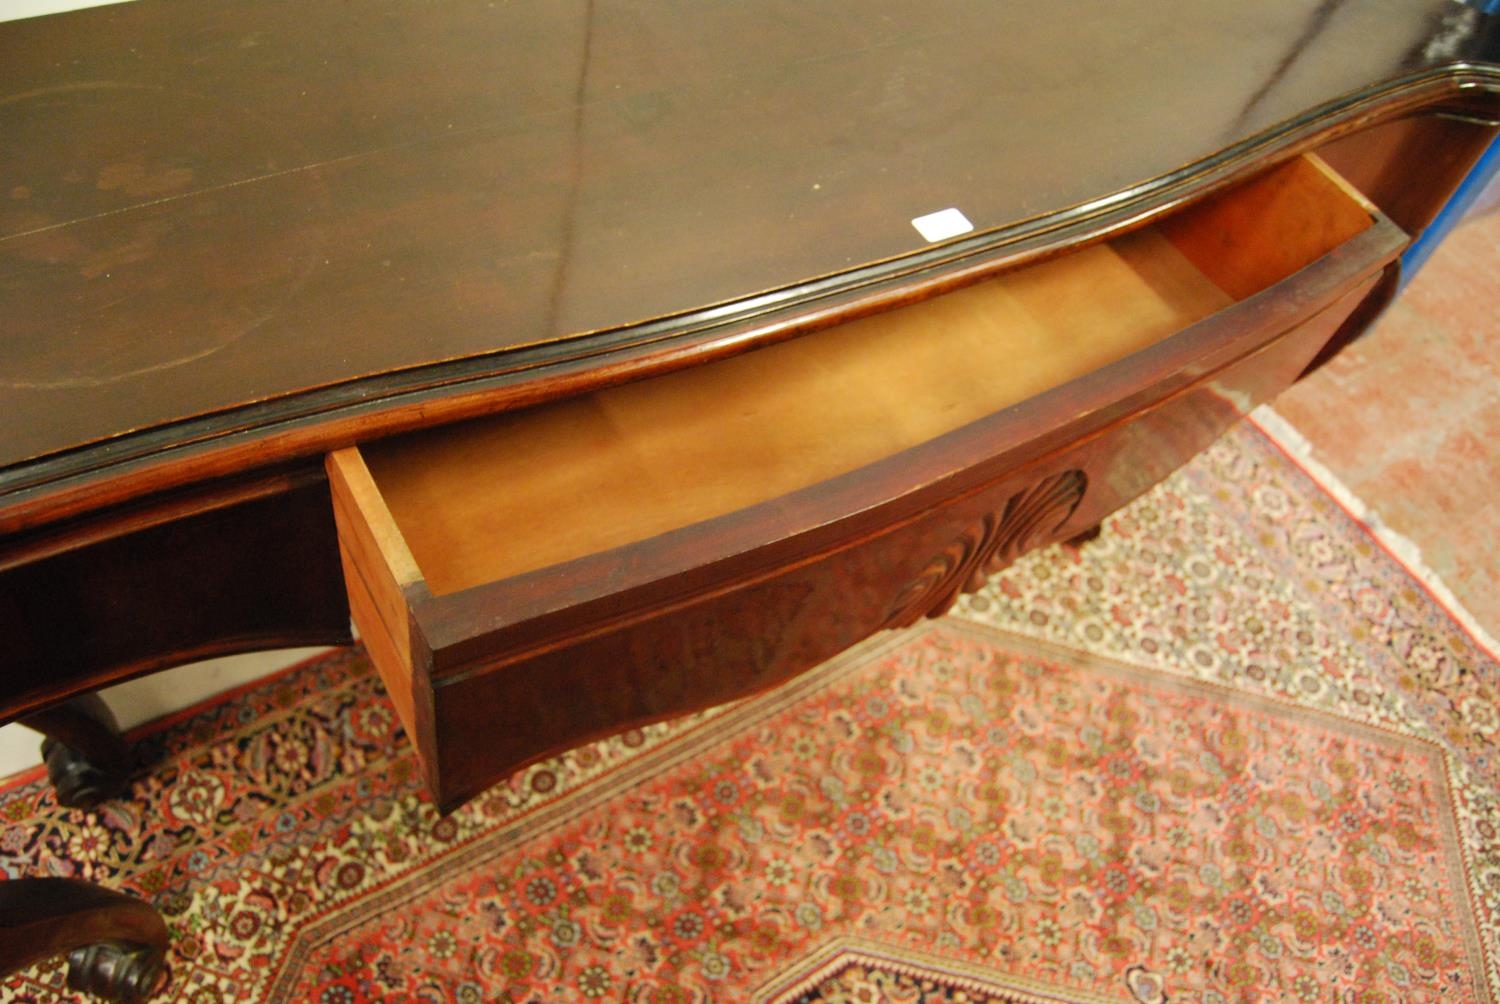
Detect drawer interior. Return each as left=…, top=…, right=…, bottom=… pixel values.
left=348, top=154, right=1375, bottom=597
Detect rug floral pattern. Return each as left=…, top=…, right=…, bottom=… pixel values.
left=2, top=423, right=1497, bottom=1003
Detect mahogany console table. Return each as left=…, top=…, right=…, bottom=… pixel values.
left=3, top=2, right=1499, bottom=999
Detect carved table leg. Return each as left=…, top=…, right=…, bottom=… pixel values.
left=0, top=878, right=168, bottom=1002
left=21, top=694, right=132, bottom=809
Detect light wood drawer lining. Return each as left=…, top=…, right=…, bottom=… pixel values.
left=350, top=154, right=1374, bottom=596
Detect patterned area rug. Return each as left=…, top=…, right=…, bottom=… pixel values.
left=3, top=422, right=1498, bottom=1003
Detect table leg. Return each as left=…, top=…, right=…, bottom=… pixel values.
left=0, top=878, right=168, bottom=1002
left=21, top=694, right=132, bottom=809
left=6, top=698, right=167, bottom=1000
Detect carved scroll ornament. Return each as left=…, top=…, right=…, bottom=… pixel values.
left=883, top=469, right=1087, bottom=629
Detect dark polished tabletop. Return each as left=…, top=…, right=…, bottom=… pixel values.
left=3, top=0, right=1498, bottom=502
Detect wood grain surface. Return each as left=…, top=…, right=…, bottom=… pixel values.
left=3, top=0, right=1498, bottom=527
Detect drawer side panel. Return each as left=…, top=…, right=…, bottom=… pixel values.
left=327, top=448, right=425, bottom=744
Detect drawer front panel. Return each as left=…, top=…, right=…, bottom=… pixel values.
left=413, top=273, right=1379, bottom=809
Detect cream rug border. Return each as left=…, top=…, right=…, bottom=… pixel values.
left=1256, top=404, right=1500, bottom=660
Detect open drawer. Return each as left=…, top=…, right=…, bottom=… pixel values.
left=328, top=154, right=1405, bottom=811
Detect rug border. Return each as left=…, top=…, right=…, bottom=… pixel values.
left=1254, top=406, right=1500, bottom=662
left=749, top=935, right=1128, bottom=1004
